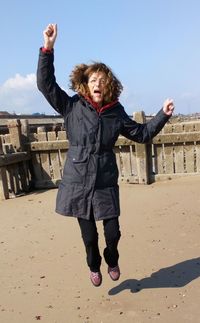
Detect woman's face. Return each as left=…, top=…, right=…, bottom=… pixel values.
left=87, top=72, right=107, bottom=106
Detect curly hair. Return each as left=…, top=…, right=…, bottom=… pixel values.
left=69, top=62, right=123, bottom=104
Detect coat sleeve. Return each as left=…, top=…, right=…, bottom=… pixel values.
left=119, top=107, right=170, bottom=143
left=37, top=48, right=72, bottom=117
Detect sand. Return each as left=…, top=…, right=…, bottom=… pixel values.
left=0, top=176, right=200, bottom=323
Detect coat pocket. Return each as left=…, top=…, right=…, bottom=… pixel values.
left=63, top=146, right=88, bottom=184
left=68, top=146, right=88, bottom=163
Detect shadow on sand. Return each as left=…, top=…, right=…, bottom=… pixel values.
left=108, top=257, right=200, bottom=295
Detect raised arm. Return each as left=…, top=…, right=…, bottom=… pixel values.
left=120, top=99, right=175, bottom=143
left=37, top=24, right=72, bottom=117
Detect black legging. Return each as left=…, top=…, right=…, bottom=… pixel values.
left=78, top=213, right=121, bottom=272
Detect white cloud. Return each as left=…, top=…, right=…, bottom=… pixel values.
left=0, top=73, right=55, bottom=115
left=1, top=73, right=36, bottom=91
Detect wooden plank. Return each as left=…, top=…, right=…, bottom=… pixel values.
left=117, top=142, right=139, bottom=183
left=0, top=136, right=3, bottom=155
left=120, top=145, right=132, bottom=178
left=57, top=131, right=67, bottom=140
left=0, top=117, right=63, bottom=127
left=21, top=119, right=29, bottom=149
left=183, top=123, right=195, bottom=132
left=6, top=162, right=24, bottom=196
left=0, top=135, right=4, bottom=151
left=28, top=140, right=69, bottom=151
left=196, top=143, right=200, bottom=172
left=2, top=135, right=13, bottom=154
left=0, top=167, right=9, bottom=199
left=7, top=160, right=30, bottom=195
left=47, top=131, right=61, bottom=180
left=163, top=144, right=174, bottom=174
left=163, top=124, right=173, bottom=133
left=13, top=164, right=21, bottom=194
left=135, top=142, right=148, bottom=183
left=154, top=144, right=164, bottom=174
left=4, top=134, right=11, bottom=144
left=6, top=165, right=15, bottom=195
left=174, top=144, right=184, bottom=173
left=30, top=129, right=44, bottom=186
left=0, top=152, right=30, bottom=166
left=130, top=145, right=138, bottom=176
left=37, top=132, right=51, bottom=181
left=57, top=131, right=67, bottom=175
left=18, top=161, right=30, bottom=192
left=184, top=143, right=195, bottom=173
left=7, top=119, right=22, bottom=152
left=117, top=145, right=139, bottom=183
left=115, top=137, right=133, bottom=146
left=153, top=132, right=200, bottom=144
left=194, top=123, right=200, bottom=131
left=31, top=151, right=43, bottom=185
left=28, top=133, right=200, bottom=149
left=173, top=124, right=183, bottom=133
left=0, top=133, right=9, bottom=199
left=155, top=173, right=200, bottom=181
left=146, top=143, right=155, bottom=183
left=163, top=119, right=174, bottom=174
left=127, top=176, right=139, bottom=183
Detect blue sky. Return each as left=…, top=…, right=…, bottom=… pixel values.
left=0, top=0, right=200, bottom=115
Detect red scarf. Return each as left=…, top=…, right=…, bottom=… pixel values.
left=84, top=96, right=118, bottom=114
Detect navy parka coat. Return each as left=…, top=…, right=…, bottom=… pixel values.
left=37, top=49, right=170, bottom=221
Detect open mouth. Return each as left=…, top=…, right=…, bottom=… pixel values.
left=94, top=90, right=101, bottom=94
left=92, top=89, right=103, bottom=102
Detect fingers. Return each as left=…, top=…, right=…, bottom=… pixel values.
left=164, top=98, right=173, bottom=106
left=163, top=98, right=175, bottom=116
left=44, top=23, right=57, bottom=38
left=165, top=98, right=174, bottom=108
left=169, top=100, right=175, bottom=111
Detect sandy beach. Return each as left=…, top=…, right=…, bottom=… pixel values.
left=0, top=176, right=200, bottom=323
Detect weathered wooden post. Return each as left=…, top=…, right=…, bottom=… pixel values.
left=19, top=119, right=30, bottom=192
left=134, top=111, right=149, bottom=184
left=21, top=119, right=29, bottom=149
left=0, top=136, right=9, bottom=199
left=7, top=119, right=22, bottom=152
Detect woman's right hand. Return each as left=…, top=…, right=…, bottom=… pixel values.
left=43, top=23, right=57, bottom=50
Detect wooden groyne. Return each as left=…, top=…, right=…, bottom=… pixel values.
left=1, top=112, right=200, bottom=199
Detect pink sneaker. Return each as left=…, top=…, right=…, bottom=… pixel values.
left=108, top=265, right=120, bottom=281
left=90, top=271, right=102, bottom=287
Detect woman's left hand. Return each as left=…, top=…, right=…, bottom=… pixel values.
left=162, top=98, right=175, bottom=116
